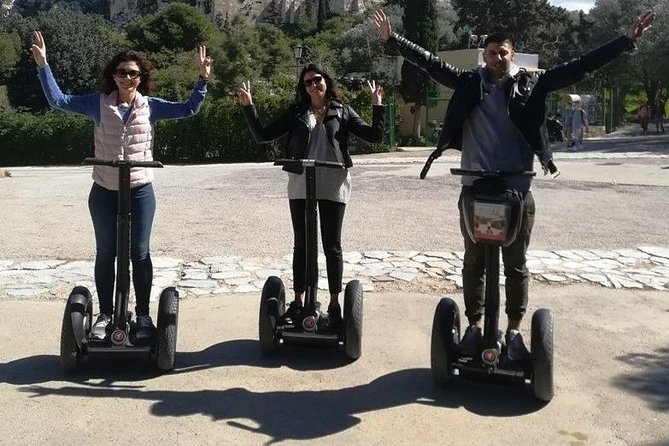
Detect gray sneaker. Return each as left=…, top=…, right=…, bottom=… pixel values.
left=505, top=330, right=530, bottom=361
left=90, top=313, right=111, bottom=340
left=459, top=325, right=483, bottom=357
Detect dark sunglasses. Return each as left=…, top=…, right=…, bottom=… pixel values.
left=303, top=75, right=324, bottom=87
left=114, top=69, right=142, bottom=79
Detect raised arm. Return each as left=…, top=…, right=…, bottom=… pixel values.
left=32, top=31, right=100, bottom=122
left=537, top=10, right=656, bottom=93
left=238, top=81, right=291, bottom=143
left=346, top=80, right=385, bottom=143
left=373, top=9, right=464, bottom=88
left=150, top=46, right=210, bottom=122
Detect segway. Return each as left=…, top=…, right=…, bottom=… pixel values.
left=258, top=158, right=363, bottom=360
left=430, top=168, right=554, bottom=402
left=59, top=157, right=179, bottom=372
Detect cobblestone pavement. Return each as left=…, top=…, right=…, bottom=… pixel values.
left=2, top=245, right=668, bottom=301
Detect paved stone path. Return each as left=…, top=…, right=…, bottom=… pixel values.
left=1, top=246, right=668, bottom=300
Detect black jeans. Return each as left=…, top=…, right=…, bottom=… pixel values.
left=289, top=199, right=346, bottom=294
left=458, top=189, right=535, bottom=324
left=88, top=182, right=156, bottom=317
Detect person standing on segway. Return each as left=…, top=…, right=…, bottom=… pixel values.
left=31, top=31, right=212, bottom=342
left=374, top=9, right=655, bottom=360
left=238, top=64, right=385, bottom=327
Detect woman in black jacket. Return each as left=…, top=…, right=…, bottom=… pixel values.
left=239, top=64, right=385, bottom=326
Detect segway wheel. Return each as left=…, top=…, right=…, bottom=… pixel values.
left=343, top=280, right=363, bottom=360
left=430, top=297, right=461, bottom=385
left=259, top=276, right=285, bottom=355
left=60, top=286, right=92, bottom=372
left=156, top=287, right=179, bottom=371
left=531, top=308, right=554, bottom=402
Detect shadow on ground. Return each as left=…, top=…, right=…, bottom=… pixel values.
left=20, top=367, right=545, bottom=443
left=0, top=339, right=354, bottom=386
left=612, top=347, right=669, bottom=412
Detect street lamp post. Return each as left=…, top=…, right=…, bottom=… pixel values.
left=293, top=43, right=303, bottom=80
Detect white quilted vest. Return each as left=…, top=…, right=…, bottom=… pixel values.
left=92, top=91, right=154, bottom=190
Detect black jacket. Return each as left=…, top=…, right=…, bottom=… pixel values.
left=243, top=100, right=386, bottom=174
left=389, top=32, right=635, bottom=177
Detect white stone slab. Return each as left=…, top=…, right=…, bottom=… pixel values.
left=555, top=250, right=584, bottom=261
left=181, top=269, right=209, bottom=280
left=152, top=257, right=183, bottom=268
left=233, top=284, right=260, bottom=293
left=178, top=279, right=219, bottom=289
left=16, top=260, right=66, bottom=270
left=389, top=270, right=417, bottom=282
left=422, top=251, right=456, bottom=260
left=614, top=249, right=649, bottom=259
left=542, top=273, right=567, bottom=282
left=589, top=249, right=620, bottom=259
left=638, top=246, right=669, bottom=259
left=364, top=251, right=391, bottom=260
left=211, top=270, right=252, bottom=280
left=445, top=275, right=463, bottom=288
left=343, top=251, right=363, bottom=263
left=527, top=250, right=560, bottom=259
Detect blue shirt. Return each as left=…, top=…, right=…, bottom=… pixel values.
left=37, top=65, right=208, bottom=125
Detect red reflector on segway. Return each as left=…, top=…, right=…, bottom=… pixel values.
left=482, top=348, right=499, bottom=365
left=302, top=316, right=317, bottom=332
left=111, top=329, right=126, bottom=344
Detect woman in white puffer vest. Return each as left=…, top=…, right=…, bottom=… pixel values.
left=32, top=31, right=211, bottom=342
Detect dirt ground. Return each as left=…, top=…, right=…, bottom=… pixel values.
left=0, top=284, right=667, bottom=445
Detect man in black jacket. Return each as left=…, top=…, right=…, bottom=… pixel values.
left=374, top=9, right=655, bottom=360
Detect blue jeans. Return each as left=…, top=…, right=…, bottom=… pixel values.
left=88, top=182, right=156, bottom=316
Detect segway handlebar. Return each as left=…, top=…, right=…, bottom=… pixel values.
left=450, top=168, right=536, bottom=178
left=83, top=157, right=164, bottom=168
left=274, top=159, right=345, bottom=169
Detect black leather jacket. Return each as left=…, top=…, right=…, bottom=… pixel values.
left=388, top=32, right=636, bottom=178
left=243, top=100, right=386, bottom=174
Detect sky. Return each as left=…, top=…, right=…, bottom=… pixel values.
left=549, top=0, right=596, bottom=12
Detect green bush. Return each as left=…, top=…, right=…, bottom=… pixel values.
left=0, top=82, right=393, bottom=166
left=0, top=111, right=93, bottom=166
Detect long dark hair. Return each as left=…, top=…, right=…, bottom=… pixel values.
left=295, top=63, right=340, bottom=106
left=100, top=50, right=156, bottom=95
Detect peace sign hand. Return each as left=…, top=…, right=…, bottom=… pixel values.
left=31, top=31, right=47, bottom=67
left=627, top=10, right=656, bottom=42
left=238, top=81, right=253, bottom=106
left=367, top=80, right=383, bottom=106
left=198, top=46, right=212, bottom=79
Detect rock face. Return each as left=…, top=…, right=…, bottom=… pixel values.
left=106, top=0, right=382, bottom=25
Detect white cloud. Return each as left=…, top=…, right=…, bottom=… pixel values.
left=549, top=0, right=595, bottom=12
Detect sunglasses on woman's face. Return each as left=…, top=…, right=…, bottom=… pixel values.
left=114, top=69, right=142, bottom=80
left=303, top=75, right=324, bottom=87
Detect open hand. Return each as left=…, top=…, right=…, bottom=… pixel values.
left=198, top=46, right=212, bottom=79
left=373, top=10, right=392, bottom=42
left=238, top=81, right=253, bottom=106
left=30, top=31, right=47, bottom=66
left=368, top=80, right=383, bottom=105
left=627, top=10, right=656, bottom=41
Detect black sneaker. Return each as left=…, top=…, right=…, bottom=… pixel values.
left=90, top=313, right=111, bottom=340
left=505, top=330, right=530, bottom=361
left=133, top=315, right=156, bottom=341
left=327, top=303, right=343, bottom=328
left=459, top=325, right=483, bottom=357
left=283, top=301, right=303, bottom=324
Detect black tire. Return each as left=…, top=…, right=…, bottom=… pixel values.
left=531, top=308, right=554, bottom=402
left=343, top=280, right=363, bottom=360
left=430, top=298, right=461, bottom=385
left=156, top=287, right=179, bottom=371
left=259, top=276, right=285, bottom=355
left=60, top=286, right=92, bottom=372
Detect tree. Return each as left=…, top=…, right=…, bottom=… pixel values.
left=317, top=0, right=329, bottom=31
left=0, top=32, right=21, bottom=84
left=4, top=9, right=126, bottom=109
left=587, top=0, right=669, bottom=122
left=400, top=0, right=438, bottom=138
left=125, top=3, right=216, bottom=53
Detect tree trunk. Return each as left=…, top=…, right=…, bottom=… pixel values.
left=412, top=105, right=423, bottom=138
